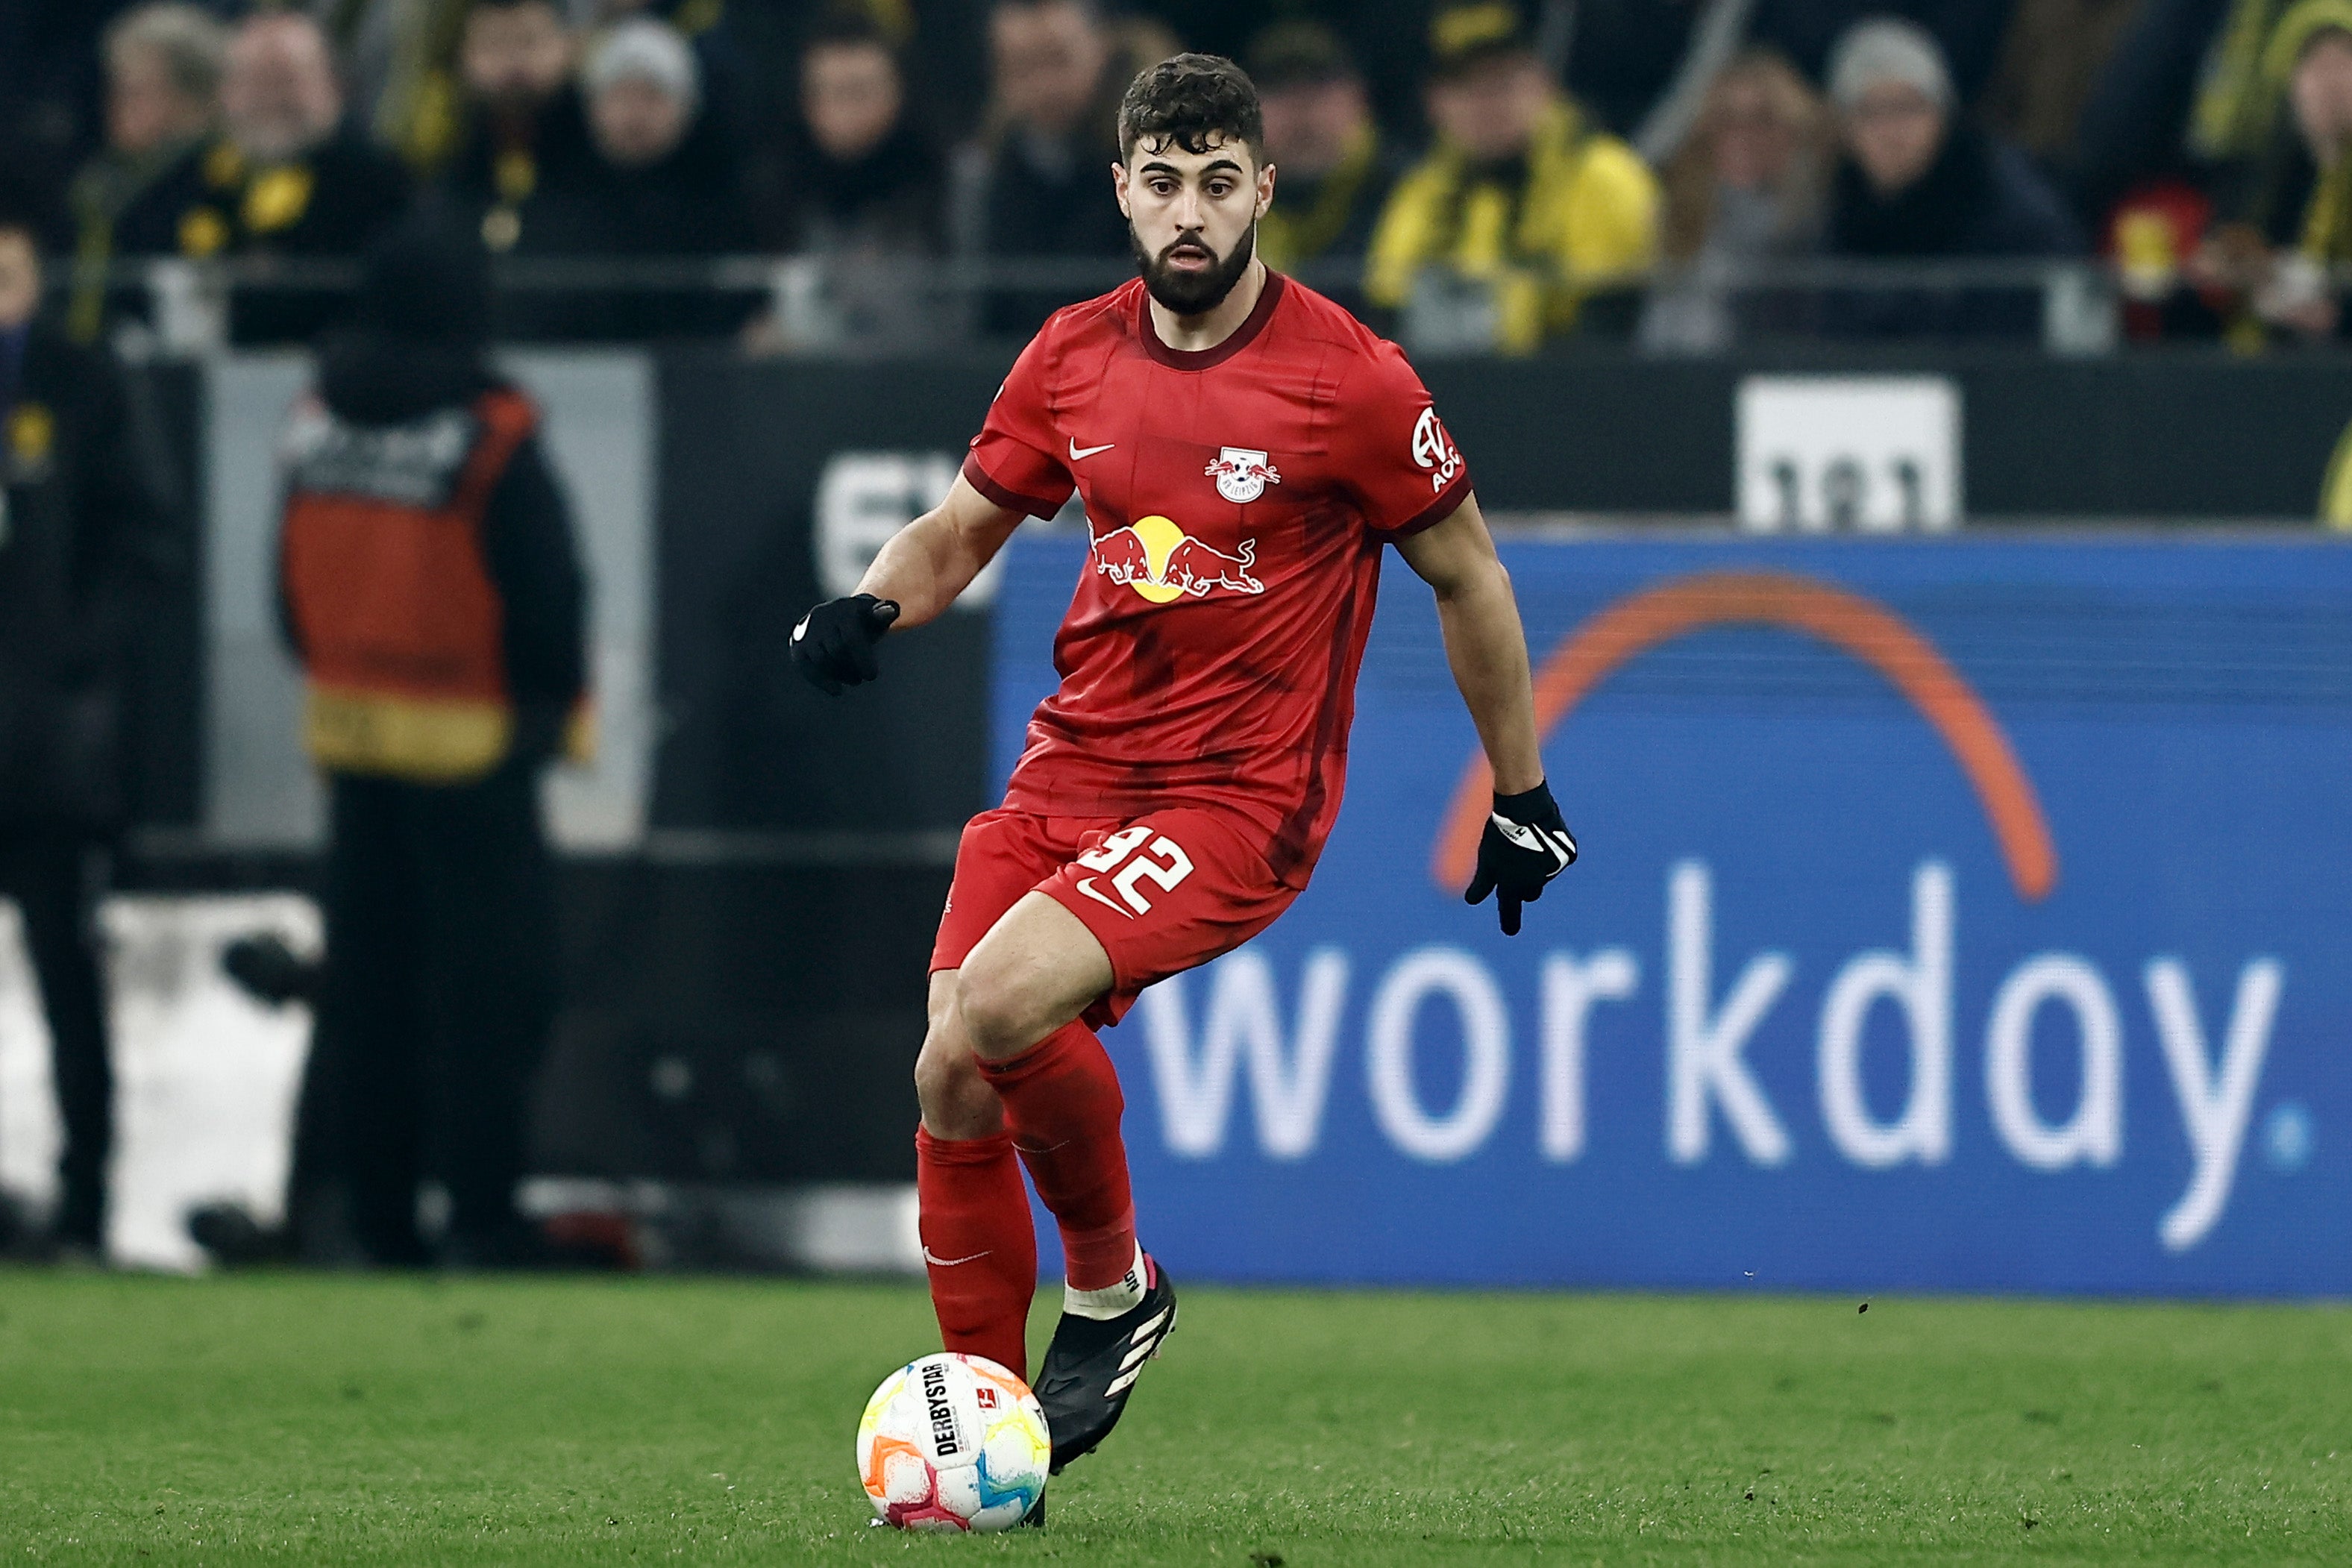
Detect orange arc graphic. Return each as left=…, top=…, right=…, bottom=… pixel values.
left=1431, top=569, right=2058, bottom=903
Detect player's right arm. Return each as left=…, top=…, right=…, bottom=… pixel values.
left=793, top=320, right=1075, bottom=696
left=788, top=478, right=1023, bottom=695
left=859, top=476, right=1026, bottom=630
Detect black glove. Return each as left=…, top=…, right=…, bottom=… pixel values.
left=789, top=594, right=900, bottom=695
left=1464, top=780, right=1577, bottom=936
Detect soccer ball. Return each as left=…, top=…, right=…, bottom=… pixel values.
left=856, top=1352, right=1049, bottom=1531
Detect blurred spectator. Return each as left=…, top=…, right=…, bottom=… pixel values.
left=2195, top=0, right=2352, bottom=342
left=759, top=10, right=945, bottom=258
left=1748, top=0, right=2022, bottom=106
left=1561, top=0, right=1789, bottom=164
left=472, top=18, right=755, bottom=340
left=575, top=18, right=757, bottom=337
left=2193, top=0, right=2297, bottom=166
left=589, top=0, right=756, bottom=139
left=1617, top=0, right=1803, bottom=165
left=441, top=0, right=596, bottom=252
left=105, top=10, right=410, bottom=346
left=953, top=0, right=1138, bottom=336
left=2104, top=176, right=2221, bottom=337
left=1246, top=21, right=1402, bottom=306
left=1365, top=1, right=1660, bottom=351
left=63, top=4, right=228, bottom=345
left=0, top=2, right=139, bottom=227
left=0, top=178, right=178, bottom=1260
left=1640, top=48, right=1834, bottom=351
left=2066, top=0, right=2239, bottom=223
left=377, top=0, right=752, bottom=172
left=1126, top=0, right=1444, bottom=138
left=214, top=10, right=413, bottom=343
left=584, top=19, right=705, bottom=171
left=2321, top=393, right=2352, bottom=521
left=1820, top=18, right=2081, bottom=338
left=750, top=9, right=949, bottom=350
left=358, top=0, right=478, bottom=174
left=98, top=4, right=220, bottom=158
left=2077, top=0, right=2256, bottom=341
left=276, top=223, right=586, bottom=1267
left=436, top=7, right=765, bottom=342
left=2314, top=392, right=2352, bottom=521
left=1981, top=0, right=2147, bottom=172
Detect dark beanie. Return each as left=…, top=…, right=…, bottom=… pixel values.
left=354, top=222, right=493, bottom=346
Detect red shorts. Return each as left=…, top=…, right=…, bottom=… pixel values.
left=929, top=806, right=1300, bottom=1029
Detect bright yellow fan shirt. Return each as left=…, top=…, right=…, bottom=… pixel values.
left=1364, top=99, right=1659, bottom=352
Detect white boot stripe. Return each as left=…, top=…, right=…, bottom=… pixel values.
left=1128, top=1309, right=1170, bottom=1343
left=1118, top=1340, right=1154, bottom=1372
left=1106, top=1367, right=1142, bottom=1396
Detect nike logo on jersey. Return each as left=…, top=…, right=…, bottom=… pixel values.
left=1069, top=439, right=1117, bottom=461
left=1073, top=877, right=1135, bottom=918
left=922, top=1246, right=992, bottom=1267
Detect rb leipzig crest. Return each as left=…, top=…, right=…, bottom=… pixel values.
left=1206, top=447, right=1280, bottom=504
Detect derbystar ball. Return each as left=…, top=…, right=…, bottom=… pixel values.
left=856, top=1352, right=1048, bottom=1532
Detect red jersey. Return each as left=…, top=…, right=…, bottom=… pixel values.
left=961, top=272, right=1472, bottom=886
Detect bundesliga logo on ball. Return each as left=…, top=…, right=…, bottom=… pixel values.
left=856, top=1353, right=1049, bottom=1531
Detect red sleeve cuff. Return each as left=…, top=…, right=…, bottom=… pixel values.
left=1379, top=467, right=1475, bottom=540
left=962, top=452, right=1070, bottom=520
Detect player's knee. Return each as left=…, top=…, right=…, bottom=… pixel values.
left=951, top=966, right=1040, bottom=1064
left=912, top=1035, right=972, bottom=1111
left=913, top=1026, right=995, bottom=1135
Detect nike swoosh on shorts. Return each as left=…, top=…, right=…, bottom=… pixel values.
left=1073, top=877, right=1135, bottom=918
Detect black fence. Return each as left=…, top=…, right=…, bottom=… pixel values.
left=63, top=254, right=2183, bottom=354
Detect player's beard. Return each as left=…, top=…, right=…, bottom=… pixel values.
left=1132, top=222, right=1258, bottom=316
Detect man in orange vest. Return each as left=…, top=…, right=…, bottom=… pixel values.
left=276, top=222, right=587, bottom=1266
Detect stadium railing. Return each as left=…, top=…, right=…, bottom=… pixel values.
left=48, top=253, right=2147, bottom=356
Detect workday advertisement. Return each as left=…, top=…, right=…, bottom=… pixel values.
left=991, top=533, right=2352, bottom=1296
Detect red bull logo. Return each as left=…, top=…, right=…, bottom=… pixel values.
left=1094, top=515, right=1266, bottom=603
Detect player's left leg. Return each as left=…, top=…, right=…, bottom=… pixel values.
left=915, top=812, right=1117, bottom=1383
left=953, top=894, right=1170, bottom=1474
left=954, top=894, right=1132, bottom=1291
left=962, top=807, right=1302, bottom=1472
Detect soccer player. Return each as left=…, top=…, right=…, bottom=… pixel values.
left=791, top=54, right=1576, bottom=1485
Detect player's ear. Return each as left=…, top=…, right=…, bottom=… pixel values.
left=1255, top=156, right=1276, bottom=220
left=1111, top=158, right=1132, bottom=219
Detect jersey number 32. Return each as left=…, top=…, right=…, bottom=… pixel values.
left=1074, top=826, right=1194, bottom=916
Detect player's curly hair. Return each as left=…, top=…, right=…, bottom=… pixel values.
left=1117, top=52, right=1264, bottom=163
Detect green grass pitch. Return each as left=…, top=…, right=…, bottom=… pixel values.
left=0, top=1271, right=2346, bottom=1564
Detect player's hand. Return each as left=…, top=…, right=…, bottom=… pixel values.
left=1464, top=780, right=1576, bottom=936
left=790, top=594, right=900, bottom=695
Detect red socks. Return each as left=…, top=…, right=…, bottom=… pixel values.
left=915, top=1021, right=1139, bottom=1381
left=915, top=1126, right=1036, bottom=1380
left=976, top=1020, right=1139, bottom=1292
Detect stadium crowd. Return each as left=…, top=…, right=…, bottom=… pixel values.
left=4, top=0, right=2352, bottom=351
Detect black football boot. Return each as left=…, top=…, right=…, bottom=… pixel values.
left=1035, top=1255, right=1178, bottom=1474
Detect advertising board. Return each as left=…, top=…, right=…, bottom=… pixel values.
left=993, top=531, right=2352, bottom=1294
